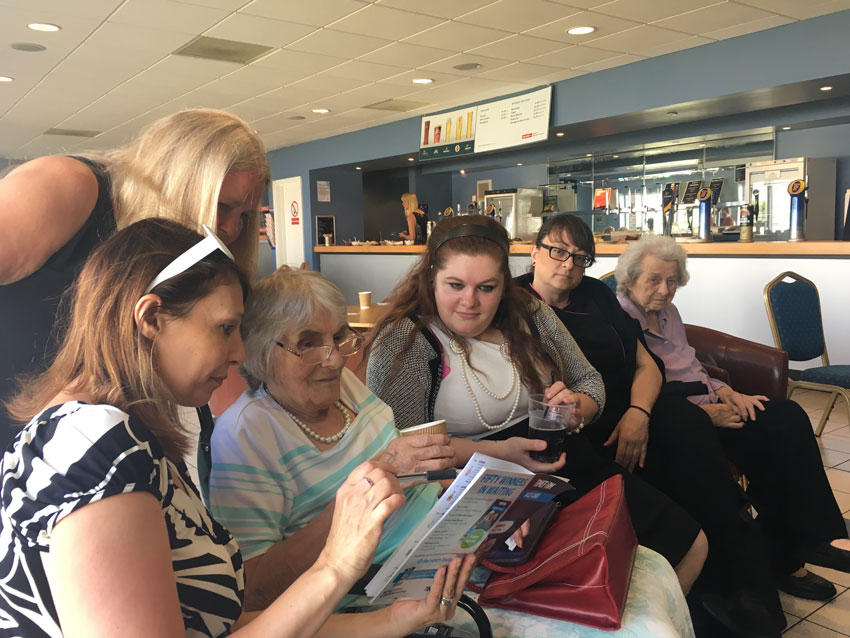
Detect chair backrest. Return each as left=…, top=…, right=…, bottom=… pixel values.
left=599, top=270, right=618, bottom=294
left=763, top=271, right=827, bottom=363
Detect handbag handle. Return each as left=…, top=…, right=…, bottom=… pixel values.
left=458, top=594, right=493, bottom=638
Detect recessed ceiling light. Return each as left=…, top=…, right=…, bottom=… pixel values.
left=459, top=169, right=466, bottom=175
left=585, top=153, right=592, bottom=157
left=700, top=143, right=706, bottom=147
left=11, top=42, right=46, bottom=52
left=516, top=162, right=523, bottom=166
left=408, top=157, right=415, bottom=162
left=0, top=76, right=13, bottom=82
left=666, top=111, right=678, bottom=117
left=612, top=154, right=619, bottom=158
left=453, top=62, right=482, bottom=71
left=312, top=108, right=330, bottom=114
left=819, top=85, right=833, bottom=91
left=355, top=166, right=362, bottom=170
left=556, top=132, right=565, bottom=137
left=287, top=115, right=306, bottom=120
left=782, top=126, right=791, bottom=130
left=567, top=26, right=596, bottom=35
left=412, top=78, right=433, bottom=85
left=28, top=23, right=61, bottom=32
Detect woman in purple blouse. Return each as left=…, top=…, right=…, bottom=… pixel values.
left=616, top=235, right=850, bottom=606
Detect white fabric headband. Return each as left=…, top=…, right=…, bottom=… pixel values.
left=144, top=225, right=235, bottom=294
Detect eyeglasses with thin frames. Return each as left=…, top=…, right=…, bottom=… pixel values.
left=538, top=243, right=594, bottom=268
left=275, top=333, right=365, bottom=366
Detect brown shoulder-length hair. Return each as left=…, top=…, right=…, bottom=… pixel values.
left=368, top=214, right=558, bottom=394
left=6, top=218, right=249, bottom=459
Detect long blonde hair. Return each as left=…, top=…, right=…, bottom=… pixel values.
left=6, top=219, right=250, bottom=458
left=81, top=109, right=270, bottom=277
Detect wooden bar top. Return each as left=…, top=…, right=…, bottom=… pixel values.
left=346, top=303, right=390, bottom=329
left=316, top=241, right=850, bottom=257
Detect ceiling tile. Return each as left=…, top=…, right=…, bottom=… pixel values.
left=524, top=10, right=641, bottom=44
left=173, top=84, right=244, bottom=109
left=467, top=34, right=567, bottom=60
left=204, top=12, right=317, bottom=47
left=653, top=1, right=774, bottom=35
left=704, top=14, right=794, bottom=40
left=288, top=28, right=392, bottom=58
left=358, top=42, right=456, bottom=67
left=475, top=61, right=568, bottom=82
left=457, top=0, right=582, bottom=33
left=229, top=95, right=301, bottom=121
left=80, top=21, right=195, bottom=55
left=588, top=25, right=700, bottom=55
left=317, top=82, right=415, bottom=111
left=108, top=0, right=229, bottom=34
left=146, top=54, right=242, bottom=84
left=377, top=68, right=464, bottom=87
left=402, top=21, right=512, bottom=51
left=171, top=0, right=250, bottom=10
left=239, top=0, right=368, bottom=26
left=320, top=60, right=408, bottom=82
left=286, top=73, right=365, bottom=97
left=249, top=111, right=311, bottom=134
left=734, top=0, right=850, bottom=20
left=221, top=64, right=312, bottom=93
left=526, top=45, right=618, bottom=68
left=252, top=49, right=349, bottom=73
left=0, top=0, right=125, bottom=19
left=375, top=0, right=497, bottom=19
left=574, top=52, right=643, bottom=72
left=418, top=53, right=515, bottom=76
left=631, top=34, right=713, bottom=58
left=593, top=0, right=723, bottom=24
left=545, top=0, right=616, bottom=8
left=329, top=5, right=445, bottom=40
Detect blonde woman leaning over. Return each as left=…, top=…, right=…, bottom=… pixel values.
left=0, top=108, right=270, bottom=449
left=0, top=218, right=466, bottom=638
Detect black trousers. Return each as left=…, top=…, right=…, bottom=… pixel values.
left=486, top=419, right=701, bottom=568
left=588, top=396, right=847, bottom=596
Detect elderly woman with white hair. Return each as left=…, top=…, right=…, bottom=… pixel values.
left=207, top=269, right=474, bottom=637
left=616, top=236, right=850, bottom=607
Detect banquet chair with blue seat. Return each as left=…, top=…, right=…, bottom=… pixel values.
left=763, top=271, right=850, bottom=436
left=599, top=271, right=618, bottom=294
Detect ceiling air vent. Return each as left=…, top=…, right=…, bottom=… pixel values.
left=174, top=36, right=273, bottom=65
left=44, top=128, right=100, bottom=137
left=363, top=99, right=432, bottom=112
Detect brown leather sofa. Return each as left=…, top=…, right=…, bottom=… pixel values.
left=684, top=324, right=788, bottom=401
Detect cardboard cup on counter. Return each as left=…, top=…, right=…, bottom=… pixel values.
left=358, top=291, right=372, bottom=308
left=400, top=419, right=447, bottom=437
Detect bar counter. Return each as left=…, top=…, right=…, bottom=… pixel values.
left=315, top=241, right=850, bottom=257
left=314, top=240, right=849, bottom=367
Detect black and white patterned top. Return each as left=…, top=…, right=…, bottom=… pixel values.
left=0, top=402, right=244, bottom=638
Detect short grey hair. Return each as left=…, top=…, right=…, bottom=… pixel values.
left=614, top=234, right=690, bottom=295
left=240, top=269, right=347, bottom=391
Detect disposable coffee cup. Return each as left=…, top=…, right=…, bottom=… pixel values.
left=400, top=419, right=447, bottom=437
left=358, top=291, right=372, bottom=308
left=527, top=394, right=574, bottom=463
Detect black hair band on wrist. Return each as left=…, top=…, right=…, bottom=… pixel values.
left=629, top=404, right=652, bottom=419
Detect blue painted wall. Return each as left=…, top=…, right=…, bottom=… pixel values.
left=308, top=166, right=364, bottom=244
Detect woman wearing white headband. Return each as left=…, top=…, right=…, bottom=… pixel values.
left=0, top=219, right=469, bottom=638
left=0, top=108, right=270, bottom=450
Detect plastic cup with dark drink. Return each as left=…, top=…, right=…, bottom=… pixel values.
left=528, top=394, right=574, bottom=463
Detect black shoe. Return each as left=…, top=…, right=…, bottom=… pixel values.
left=701, top=590, right=785, bottom=638
left=806, top=541, right=850, bottom=574
left=777, top=570, right=836, bottom=601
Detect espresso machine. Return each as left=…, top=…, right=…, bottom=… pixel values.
left=483, top=188, right=544, bottom=240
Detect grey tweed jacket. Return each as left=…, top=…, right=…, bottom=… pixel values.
left=366, top=300, right=605, bottom=431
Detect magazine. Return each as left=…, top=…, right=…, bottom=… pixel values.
left=365, top=453, right=571, bottom=603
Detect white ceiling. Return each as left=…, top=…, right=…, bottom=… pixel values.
left=1, top=0, right=849, bottom=160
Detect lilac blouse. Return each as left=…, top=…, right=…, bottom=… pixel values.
left=618, top=294, right=728, bottom=405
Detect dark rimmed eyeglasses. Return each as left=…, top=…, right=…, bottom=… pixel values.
left=538, top=243, right=594, bottom=268
left=275, top=333, right=365, bottom=366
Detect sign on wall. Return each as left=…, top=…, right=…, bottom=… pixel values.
left=419, top=105, right=477, bottom=161
left=474, top=86, right=551, bottom=154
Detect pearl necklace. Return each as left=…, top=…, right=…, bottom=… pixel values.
left=266, top=386, right=352, bottom=444
left=449, top=336, right=521, bottom=430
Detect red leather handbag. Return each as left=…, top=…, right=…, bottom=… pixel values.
left=476, top=475, right=637, bottom=631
